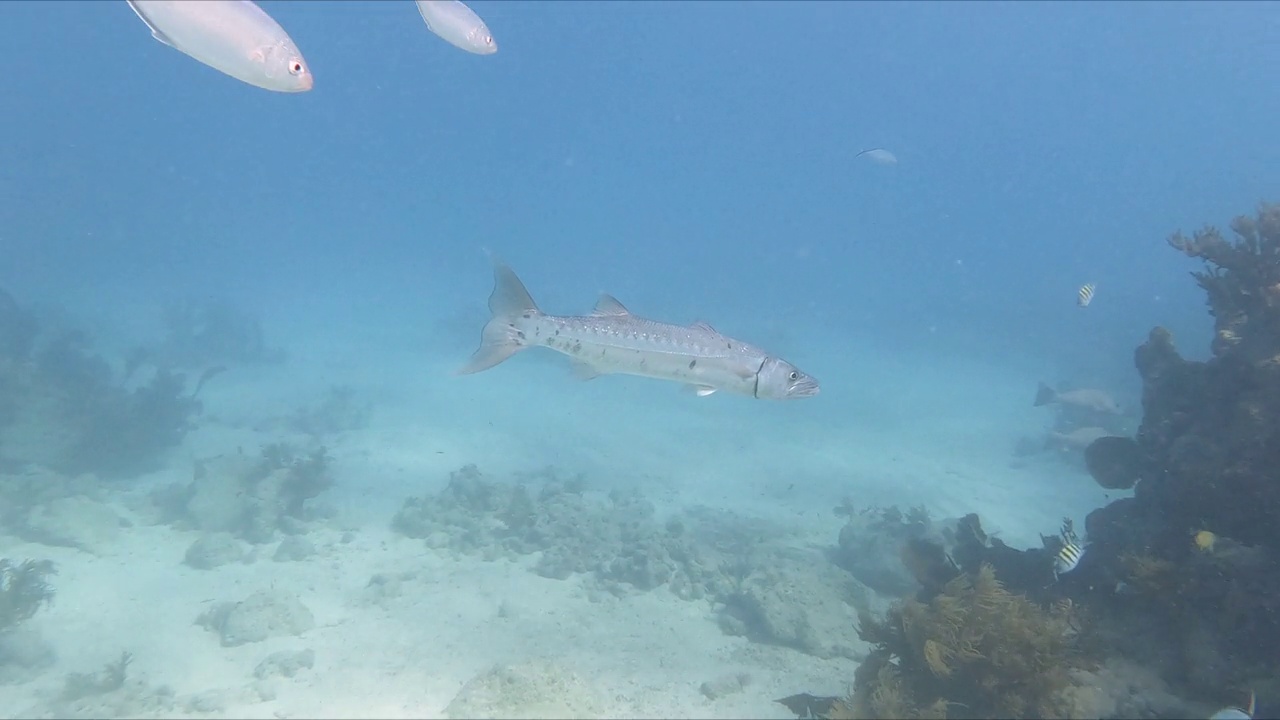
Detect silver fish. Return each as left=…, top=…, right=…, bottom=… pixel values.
left=1034, top=382, right=1122, bottom=414
left=854, top=147, right=897, bottom=165
left=1078, top=282, right=1096, bottom=307
left=459, top=262, right=820, bottom=400
left=416, top=0, right=497, bottom=55
left=127, top=1, right=313, bottom=92
left=1044, top=426, right=1111, bottom=452
left=1210, top=692, right=1255, bottom=720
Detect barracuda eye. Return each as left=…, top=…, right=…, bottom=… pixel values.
left=789, top=371, right=799, bottom=381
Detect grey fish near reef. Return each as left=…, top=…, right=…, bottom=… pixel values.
left=126, top=1, right=313, bottom=92
left=1077, top=282, right=1096, bottom=307
left=416, top=0, right=497, bottom=55
left=459, top=261, right=820, bottom=400
left=1044, top=426, right=1111, bottom=452
left=1034, top=382, right=1122, bottom=414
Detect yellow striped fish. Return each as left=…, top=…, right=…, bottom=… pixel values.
left=1049, top=517, right=1085, bottom=579
left=1077, top=282, right=1096, bottom=308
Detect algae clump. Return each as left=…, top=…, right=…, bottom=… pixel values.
left=846, top=564, right=1088, bottom=719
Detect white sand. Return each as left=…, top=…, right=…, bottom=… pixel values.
left=0, top=319, right=1121, bottom=719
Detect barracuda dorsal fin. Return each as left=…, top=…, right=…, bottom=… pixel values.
left=592, top=294, right=630, bottom=317
left=690, top=321, right=719, bottom=334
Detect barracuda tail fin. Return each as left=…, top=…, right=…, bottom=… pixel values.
left=458, top=262, right=541, bottom=375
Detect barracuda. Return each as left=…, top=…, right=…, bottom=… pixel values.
left=458, top=262, right=820, bottom=401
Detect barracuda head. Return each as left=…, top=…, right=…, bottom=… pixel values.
left=755, top=357, right=820, bottom=400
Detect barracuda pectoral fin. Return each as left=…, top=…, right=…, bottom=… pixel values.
left=685, top=384, right=718, bottom=397
left=126, top=1, right=179, bottom=49
left=592, top=294, right=631, bottom=316
left=568, top=359, right=603, bottom=381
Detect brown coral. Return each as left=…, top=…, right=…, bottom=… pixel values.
left=847, top=564, right=1089, bottom=719
left=1167, top=202, right=1280, bottom=362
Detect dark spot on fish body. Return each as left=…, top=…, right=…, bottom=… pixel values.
left=689, top=360, right=697, bottom=369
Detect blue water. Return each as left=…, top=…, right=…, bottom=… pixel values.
left=2, top=1, right=1278, bottom=716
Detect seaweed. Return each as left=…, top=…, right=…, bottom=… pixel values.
left=0, top=559, right=56, bottom=634
left=847, top=564, right=1089, bottom=719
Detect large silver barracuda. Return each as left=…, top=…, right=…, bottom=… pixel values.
left=459, top=262, right=820, bottom=401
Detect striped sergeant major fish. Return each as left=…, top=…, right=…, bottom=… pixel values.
left=1043, top=517, right=1085, bottom=580
left=1077, top=282, right=1096, bottom=307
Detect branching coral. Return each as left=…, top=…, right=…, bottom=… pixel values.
left=1167, top=201, right=1280, bottom=361
left=0, top=292, right=207, bottom=477
left=848, top=564, right=1088, bottom=719
left=0, top=558, right=56, bottom=634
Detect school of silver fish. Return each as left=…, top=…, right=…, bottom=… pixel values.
left=125, top=0, right=498, bottom=93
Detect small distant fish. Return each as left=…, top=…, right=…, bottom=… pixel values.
left=1210, top=691, right=1256, bottom=720
left=126, top=1, right=313, bottom=92
left=1034, top=382, right=1122, bottom=414
left=854, top=148, right=897, bottom=165
left=416, top=0, right=497, bottom=55
left=1046, top=517, right=1084, bottom=579
left=1077, top=282, right=1096, bottom=307
left=459, top=260, right=820, bottom=400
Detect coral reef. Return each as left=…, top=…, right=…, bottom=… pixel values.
left=195, top=589, right=315, bottom=647
left=391, top=465, right=873, bottom=658
left=150, top=443, right=334, bottom=543
left=1167, top=201, right=1280, bottom=361
left=0, top=289, right=207, bottom=478
left=847, top=564, right=1089, bottom=719
left=1073, top=201, right=1280, bottom=702
left=831, top=503, right=947, bottom=598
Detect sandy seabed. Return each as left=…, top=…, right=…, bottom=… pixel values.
left=0, top=326, right=1117, bottom=719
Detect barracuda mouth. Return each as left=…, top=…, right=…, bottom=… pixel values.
left=789, top=377, right=821, bottom=398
